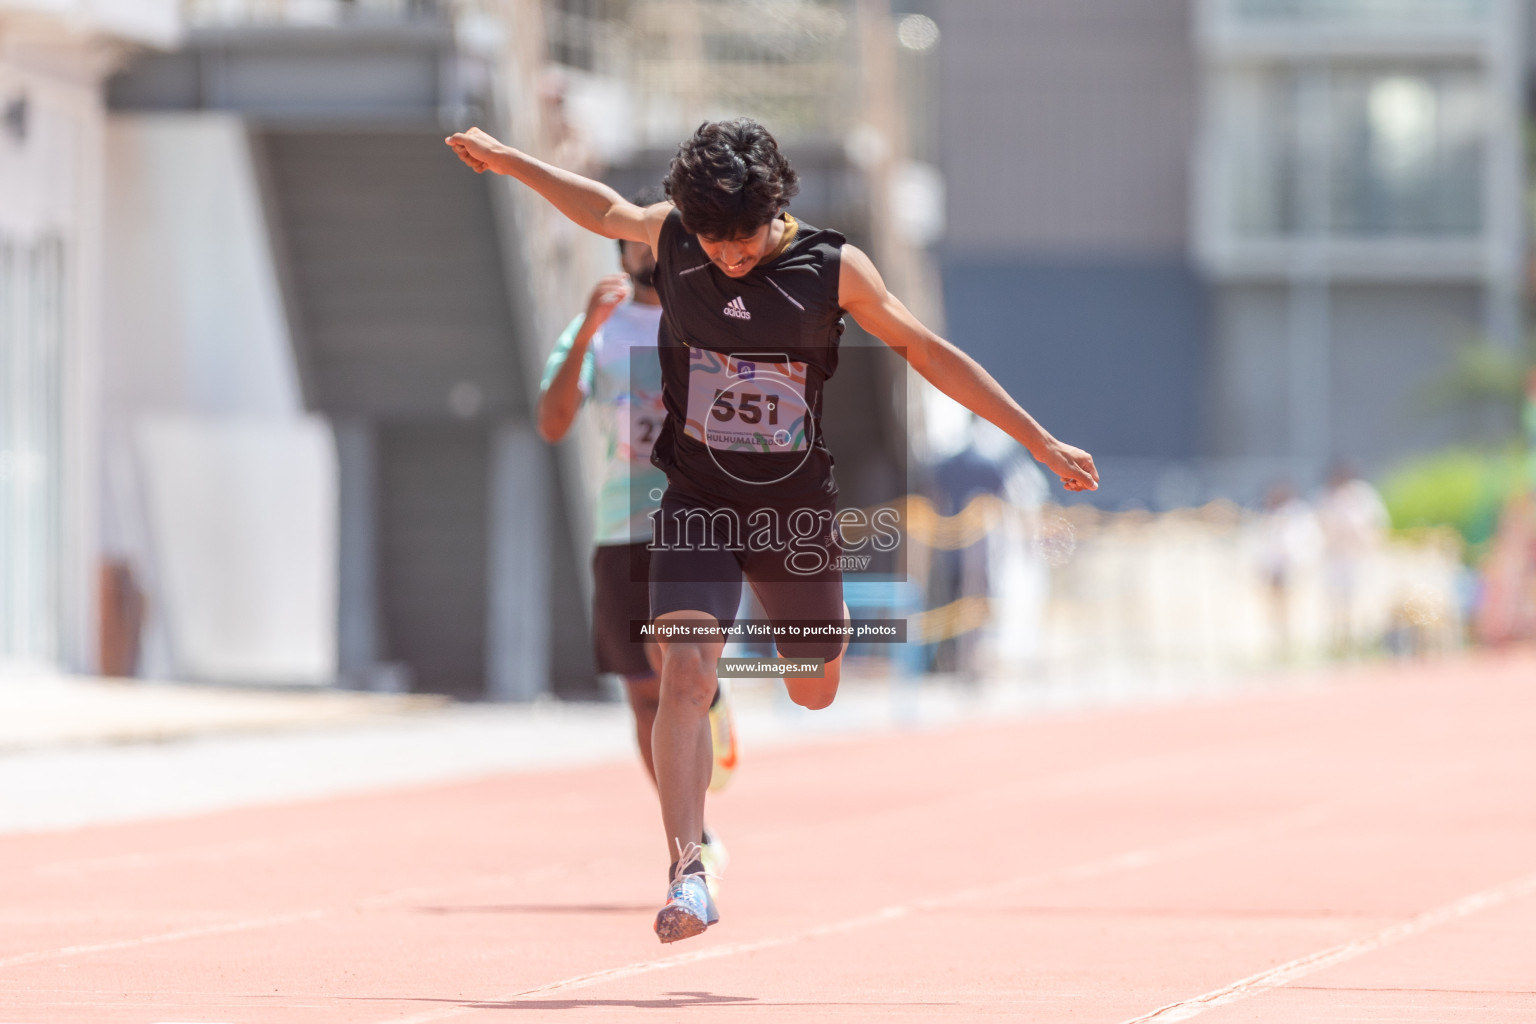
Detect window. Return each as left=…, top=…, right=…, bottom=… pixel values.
left=0, top=234, right=65, bottom=665
left=1330, top=70, right=1484, bottom=235
left=1215, top=66, right=1486, bottom=239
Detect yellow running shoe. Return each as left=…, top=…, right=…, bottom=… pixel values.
left=699, top=826, right=729, bottom=900
left=708, top=681, right=738, bottom=792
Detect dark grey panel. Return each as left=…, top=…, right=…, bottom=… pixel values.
left=208, top=51, right=442, bottom=118
left=544, top=451, right=599, bottom=699
left=377, top=423, right=489, bottom=699
left=821, top=341, right=909, bottom=510
left=105, top=52, right=204, bottom=110
left=1208, top=285, right=1293, bottom=458
left=259, top=130, right=525, bottom=418
left=1208, top=282, right=1485, bottom=473
left=940, top=255, right=1208, bottom=459
left=1330, top=283, right=1484, bottom=469
left=932, top=0, right=1197, bottom=256
left=106, top=25, right=463, bottom=118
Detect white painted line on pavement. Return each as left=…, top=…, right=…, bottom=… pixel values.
left=0, top=859, right=605, bottom=974
left=1120, top=869, right=1536, bottom=1024
left=377, top=803, right=1337, bottom=1024
left=0, top=910, right=328, bottom=970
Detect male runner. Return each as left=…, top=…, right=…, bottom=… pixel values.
left=447, top=117, right=1098, bottom=943
left=537, top=214, right=737, bottom=887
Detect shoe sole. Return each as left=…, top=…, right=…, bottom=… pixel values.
left=654, top=905, right=710, bottom=944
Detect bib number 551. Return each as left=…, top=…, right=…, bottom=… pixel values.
left=711, top=389, right=780, bottom=426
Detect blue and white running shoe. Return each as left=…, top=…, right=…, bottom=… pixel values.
left=654, top=841, right=718, bottom=943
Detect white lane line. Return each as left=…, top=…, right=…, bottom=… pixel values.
left=0, top=858, right=613, bottom=974
left=0, top=909, right=328, bottom=970
left=0, top=802, right=1330, bottom=1009
left=36, top=831, right=348, bottom=878
left=378, top=804, right=1336, bottom=1024
left=0, top=748, right=1298, bottom=977
left=1120, top=869, right=1536, bottom=1024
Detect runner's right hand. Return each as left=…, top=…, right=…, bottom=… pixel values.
left=444, top=127, right=505, bottom=173
left=584, top=273, right=630, bottom=331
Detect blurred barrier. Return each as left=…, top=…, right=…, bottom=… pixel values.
left=867, top=494, right=1466, bottom=682
left=907, top=595, right=991, bottom=646
left=904, top=493, right=1006, bottom=550
left=1034, top=503, right=1463, bottom=678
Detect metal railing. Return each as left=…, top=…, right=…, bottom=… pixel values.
left=182, top=0, right=457, bottom=27
left=1227, top=0, right=1490, bottom=26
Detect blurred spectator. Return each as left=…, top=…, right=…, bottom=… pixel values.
left=1316, top=462, right=1389, bottom=656
left=1477, top=491, right=1536, bottom=645
left=1525, top=369, right=1536, bottom=488
left=1256, top=481, right=1323, bottom=663
left=539, top=67, right=598, bottom=178
left=923, top=417, right=1041, bottom=680
left=1477, top=372, right=1536, bottom=644
left=98, top=560, right=147, bottom=679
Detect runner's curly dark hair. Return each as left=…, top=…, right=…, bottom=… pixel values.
left=664, top=119, right=799, bottom=240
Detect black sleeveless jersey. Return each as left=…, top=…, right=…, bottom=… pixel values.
left=650, top=208, right=847, bottom=505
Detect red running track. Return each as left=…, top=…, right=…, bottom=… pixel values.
left=2, top=653, right=1534, bottom=1023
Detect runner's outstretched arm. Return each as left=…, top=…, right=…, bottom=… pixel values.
left=444, top=127, right=666, bottom=249
left=838, top=244, right=1099, bottom=492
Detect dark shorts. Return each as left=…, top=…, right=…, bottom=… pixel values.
left=648, top=487, right=846, bottom=660
left=592, top=542, right=655, bottom=678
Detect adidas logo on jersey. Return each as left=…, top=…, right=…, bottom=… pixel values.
left=723, top=296, right=751, bottom=320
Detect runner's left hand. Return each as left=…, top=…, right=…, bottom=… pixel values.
left=1042, top=441, right=1099, bottom=492
left=584, top=273, right=630, bottom=331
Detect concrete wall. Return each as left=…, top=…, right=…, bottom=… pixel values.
left=934, top=0, right=1198, bottom=257
left=1208, top=282, right=1485, bottom=472
left=932, top=0, right=1500, bottom=480
left=103, top=114, right=302, bottom=419
left=931, top=0, right=1208, bottom=463
left=0, top=0, right=181, bottom=676
left=101, top=113, right=337, bottom=685
left=1331, top=284, right=1487, bottom=467
left=942, top=258, right=1207, bottom=460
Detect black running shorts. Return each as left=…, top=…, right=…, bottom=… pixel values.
left=591, top=541, right=656, bottom=678
left=648, top=487, right=846, bottom=660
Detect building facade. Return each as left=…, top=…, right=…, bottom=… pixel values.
left=931, top=0, right=1527, bottom=506
left=932, top=0, right=1209, bottom=475
left=0, top=0, right=179, bottom=675
left=1195, top=0, right=1525, bottom=475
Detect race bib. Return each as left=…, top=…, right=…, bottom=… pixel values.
left=684, top=349, right=811, bottom=453
left=620, top=390, right=666, bottom=462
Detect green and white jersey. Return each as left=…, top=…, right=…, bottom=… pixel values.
left=541, top=300, right=668, bottom=545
